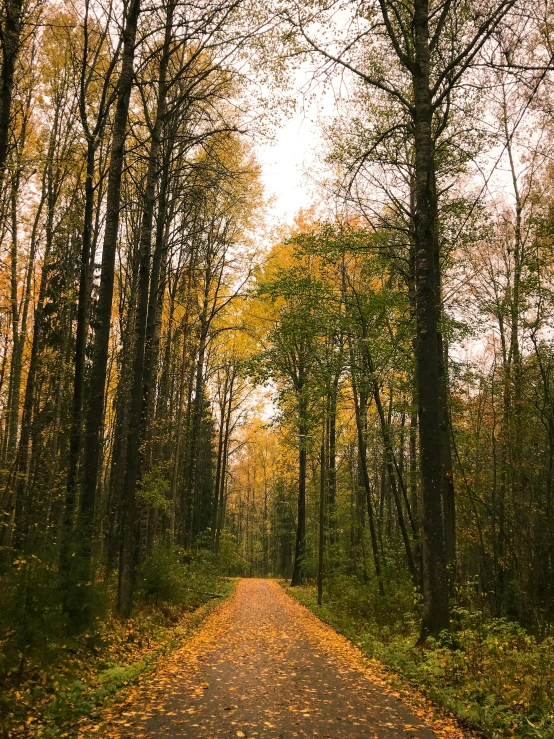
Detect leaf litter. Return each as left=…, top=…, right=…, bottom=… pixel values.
left=79, top=580, right=476, bottom=738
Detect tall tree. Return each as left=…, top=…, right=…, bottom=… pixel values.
left=282, top=0, right=520, bottom=637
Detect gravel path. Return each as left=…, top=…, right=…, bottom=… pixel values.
left=84, top=579, right=467, bottom=739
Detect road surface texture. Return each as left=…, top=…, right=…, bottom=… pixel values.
left=83, top=579, right=468, bottom=739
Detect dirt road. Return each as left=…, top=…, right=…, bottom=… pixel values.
left=84, top=579, right=466, bottom=738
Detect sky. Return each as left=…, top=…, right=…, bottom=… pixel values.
left=253, top=70, right=337, bottom=229
left=256, top=113, right=318, bottom=226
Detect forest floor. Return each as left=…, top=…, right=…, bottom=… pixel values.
left=1, top=579, right=233, bottom=738
left=79, top=579, right=471, bottom=739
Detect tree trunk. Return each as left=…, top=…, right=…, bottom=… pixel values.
left=291, top=394, right=307, bottom=587
left=438, top=330, right=456, bottom=577
left=10, top=238, right=51, bottom=551
left=212, top=369, right=234, bottom=552
left=371, top=376, right=417, bottom=584
left=327, top=378, right=338, bottom=545
left=0, top=0, right=24, bottom=184
left=317, top=436, right=325, bottom=605
left=79, top=0, right=141, bottom=598
left=4, top=182, right=20, bottom=462
left=413, top=0, right=449, bottom=638
left=9, top=143, right=60, bottom=552
left=362, top=344, right=418, bottom=582
left=118, top=8, right=172, bottom=617
left=60, top=141, right=95, bottom=582
left=350, top=361, right=384, bottom=595
left=142, top=148, right=171, bottom=467
left=215, top=382, right=234, bottom=555
left=184, top=323, right=208, bottom=546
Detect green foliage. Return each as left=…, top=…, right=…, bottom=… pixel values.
left=0, top=554, right=86, bottom=684
left=139, top=542, right=188, bottom=605
left=138, top=539, right=220, bottom=609
left=136, top=467, right=171, bottom=513
left=324, top=572, right=417, bottom=631
left=216, top=531, right=248, bottom=575
left=290, top=582, right=554, bottom=738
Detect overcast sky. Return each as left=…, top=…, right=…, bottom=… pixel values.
left=254, top=115, right=314, bottom=228
left=253, top=70, right=337, bottom=229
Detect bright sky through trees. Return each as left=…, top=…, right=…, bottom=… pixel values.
left=257, top=104, right=321, bottom=224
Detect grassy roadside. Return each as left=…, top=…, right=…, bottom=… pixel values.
left=283, top=581, right=554, bottom=739
left=1, top=578, right=236, bottom=739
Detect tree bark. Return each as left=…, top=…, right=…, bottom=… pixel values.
left=0, top=0, right=24, bottom=184
left=438, top=330, right=456, bottom=577
left=317, top=436, right=325, bottom=605
left=350, top=360, right=385, bottom=595
left=60, top=142, right=95, bottom=582
left=215, top=380, right=234, bottom=555
left=79, top=0, right=141, bottom=597
left=291, top=393, right=307, bottom=587
left=327, top=379, right=338, bottom=545
left=118, top=6, right=172, bottom=616
left=413, top=0, right=449, bottom=638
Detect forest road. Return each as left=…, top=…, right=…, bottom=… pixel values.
left=87, top=579, right=463, bottom=739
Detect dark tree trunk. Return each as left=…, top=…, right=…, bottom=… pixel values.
left=10, top=153, right=58, bottom=552
left=211, top=383, right=227, bottom=551
left=291, top=394, right=307, bottom=587
left=11, top=241, right=51, bottom=551
left=317, top=436, right=325, bottom=605
left=413, top=0, right=449, bottom=638
left=211, top=405, right=231, bottom=554
left=118, top=7, right=172, bottom=616
left=327, top=379, right=338, bottom=545
left=4, top=181, right=20, bottom=462
left=0, top=0, right=24, bottom=184
left=438, top=331, right=456, bottom=577
left=407, top=251, right=420, bottom=534
left=350, top=362, right=384, bottom=595
left=142, top=148, right=171, bottom=466
left=79, top=0, right=141, bottom=599
left=60, top=142, right=95, bottom=582
left=215, top=382, right=234, bottom=555
left=184, top=322, right=208, bottom=546
left=212, top=369, right=234, bottom=552
left=362, top=345, right=418, bottom=582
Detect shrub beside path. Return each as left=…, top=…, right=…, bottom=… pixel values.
left=81, top=579, right=471, bottom=739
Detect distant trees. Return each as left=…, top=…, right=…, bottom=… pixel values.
left=233, top=140, right=554, bottom=633
left=254, top=260, right=325, bottom=584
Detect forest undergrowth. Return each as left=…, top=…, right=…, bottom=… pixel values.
left=0, top=548, right=235, bottom=738
left=287, top=578, right=554, bottom=739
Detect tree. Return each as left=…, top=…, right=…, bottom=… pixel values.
left=279, top=0, right=521, bottom=637
left=255, top=257, right=325, bottom=585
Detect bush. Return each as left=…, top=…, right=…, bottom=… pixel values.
left=0, top=555, right=68, bottom=683
left=139, top=542, right=188, bottom=606
left=138, top=539, right=221, bottom=609
left=216, top=531, right=248, bottom=576
left=325, top=571, right=417, bottom=631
